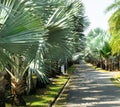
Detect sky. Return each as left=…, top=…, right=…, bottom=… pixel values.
left=82, top=0, right=114, bottom=32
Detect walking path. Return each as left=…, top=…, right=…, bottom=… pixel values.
left=54, top=63, right=120, bottom=107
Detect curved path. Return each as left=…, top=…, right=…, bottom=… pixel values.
left=54, top=63, right=120, bottom=107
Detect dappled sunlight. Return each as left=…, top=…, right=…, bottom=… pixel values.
left=59, top=63, right=120, bottom=107
left=82, top=97, right=98, bottom=101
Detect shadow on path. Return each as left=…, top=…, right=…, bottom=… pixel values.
left=54, top=63, right=120, bottom=107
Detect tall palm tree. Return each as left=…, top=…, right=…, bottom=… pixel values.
left=71, top=0, right=89, bottom=53
left=106, top=0, right=120, bottom=55
left=32, top=0, right=88, bottom=74
left=105, top=0, right=120, bottom=71
left=0, top=0, right=46, bottom=106
left=36, top=2, right=75, bottom=78
left=0, top=0, right=88, bottom=106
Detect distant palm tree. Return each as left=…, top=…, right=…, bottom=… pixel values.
left=85, top=28, right=111, bottom=68
left=100, top=42, right=112, bottom=70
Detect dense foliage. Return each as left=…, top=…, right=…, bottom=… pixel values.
left=0, top=0, right=88, bottom=106
left=85, top=0, right=120, bottom=71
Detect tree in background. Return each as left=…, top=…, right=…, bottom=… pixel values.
left=85, top=28, right=112, bottom=70
left=106, top=0, right=120, bottom=70
left=30, top=0, right=89, bottom=78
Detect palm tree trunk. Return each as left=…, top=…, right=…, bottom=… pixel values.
left=106, top=58, right=109, bottom=70
left=118, top=57, right=120, bottom=71
left=11, top=78, right=26, bottom=106
left=119, top=61, right=120, bottom=71
left=0, top=92, right=5, bottom=107
left=0, top=74, right=7, bottom=107
left=104, top=60, right=107, bottom=70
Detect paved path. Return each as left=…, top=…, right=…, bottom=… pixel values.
left=54, top=63, right=120, bottom=107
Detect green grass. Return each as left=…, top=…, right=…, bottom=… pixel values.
left=54, top=65, right=76, bottom=106
left=6, top=75, right=68, bottom=107
left=25, top=75, right=68, bottom=107
left=6, top=65, right=76, bottom=107
left=25, top=65, right=76, bottom=107
left=53, top=85, right=70, bottom=107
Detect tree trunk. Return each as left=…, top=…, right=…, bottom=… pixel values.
left=0, top=92, right=5, bottom=107
left=104, top=60, right=107, bottom=70
left=119, top=57, right=120, bottom=71
left=106, top=58, right=109, bottom=70
left=11, top=78, right=26, bottom=106
left=119, top=61, right=120, bottom=71
left=0, top=74, right=7, bottom=107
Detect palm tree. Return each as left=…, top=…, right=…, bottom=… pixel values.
left=0, top=0, right=88, bottom=106
left=100, top=42, right=112, bottom=70
left=105, top=0, right=120, bottom=70
left=0, top=72, right=7, bottom=107
left=85, top=28, right=105, bottom=64
left=0, top=0, right=46, bottom=106
left=32, top=0, right=88, bottom=76
left=71, top=0, right=89, bottom=53
left=85, top=28, right=111, bottom=69
left=106, top=0, right=120, bottom=54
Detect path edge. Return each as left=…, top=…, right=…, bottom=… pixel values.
left=49, top=75, right=71, bottom=107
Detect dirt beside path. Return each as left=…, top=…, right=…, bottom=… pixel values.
left=54, top=63, right=120, bottom=107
